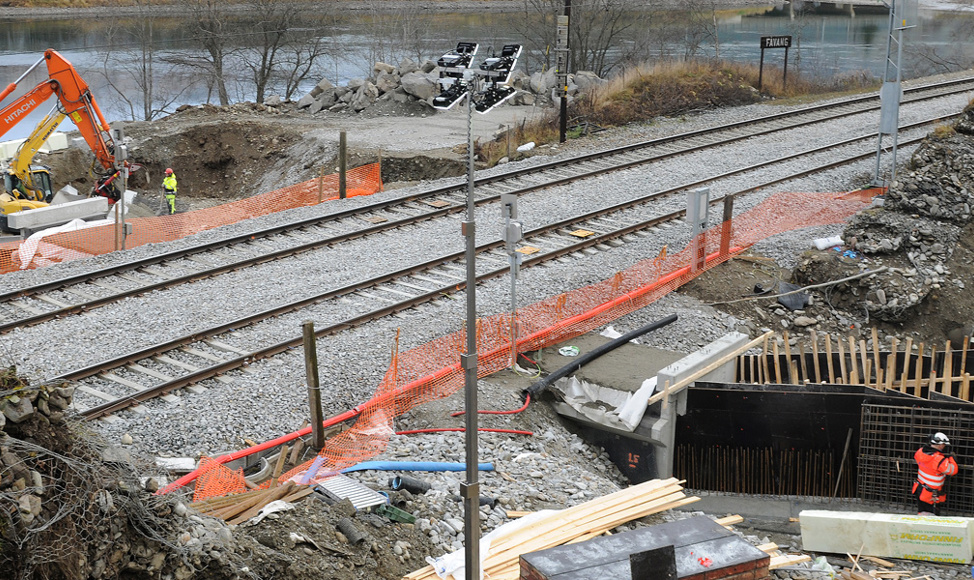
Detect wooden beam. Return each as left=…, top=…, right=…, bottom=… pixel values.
left=648, top=332, right=773, bottom=405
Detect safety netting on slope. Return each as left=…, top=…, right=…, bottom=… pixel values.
left=182, top=188, right=880, bottom=500
left=0, top=162, right=383, bottom=274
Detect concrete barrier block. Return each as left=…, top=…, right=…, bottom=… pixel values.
left=0, top=139, right=26, bottom=159
left=800, top=509, right=974, bottom=563
left=44, top=132, right=68, bottom=151
left=7, top=197, right=110, bottom=230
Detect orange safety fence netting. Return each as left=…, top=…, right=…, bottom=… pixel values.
left=184, top=188, right=878, bottom=500
left=0, top=163, right=383, bottom=274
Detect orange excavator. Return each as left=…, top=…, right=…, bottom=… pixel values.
left=0, top=49, right=136, bottom=218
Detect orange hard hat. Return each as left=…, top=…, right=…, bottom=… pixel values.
left=165, top=168, right=173, bottom=175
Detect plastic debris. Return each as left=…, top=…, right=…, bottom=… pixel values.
left=558, top=346, right=580, bottom=357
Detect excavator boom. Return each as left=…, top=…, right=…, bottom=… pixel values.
left=1, top=50, right=117, bottom=173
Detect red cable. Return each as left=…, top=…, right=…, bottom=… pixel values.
left=451, top=393, right=531, bottom=417
left=395, top=427, right=533, bottom=436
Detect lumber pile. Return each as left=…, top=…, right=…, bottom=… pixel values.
left=190, top=481, right=315, bottom=524
left=403, top=477, right=698, bottom=580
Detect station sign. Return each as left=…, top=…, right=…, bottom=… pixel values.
left=761, top=36, right=792, bottom=49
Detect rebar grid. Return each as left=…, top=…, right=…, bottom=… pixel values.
left=859, top=404, right=974, bottom=515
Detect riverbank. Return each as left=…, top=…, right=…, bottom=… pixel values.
left=0, top=0, right=781, bottom=19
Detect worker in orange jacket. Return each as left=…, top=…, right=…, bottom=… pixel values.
left=912, top=432, right=958, bottom=515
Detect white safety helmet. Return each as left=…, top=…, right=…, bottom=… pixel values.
left=930, top=432, right=950, bottom=446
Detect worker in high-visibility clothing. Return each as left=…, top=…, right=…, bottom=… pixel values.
left=162, top=167, right=178, bottom=214
left=912, top=432, right=958, bottom=515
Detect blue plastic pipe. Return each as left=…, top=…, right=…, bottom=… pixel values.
left=340, top=461, right=494, bottom=473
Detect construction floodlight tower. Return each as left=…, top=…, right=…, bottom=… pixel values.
left=873, top=0, right=918, bottom=188
left=431, top=40, right=522, bottom=580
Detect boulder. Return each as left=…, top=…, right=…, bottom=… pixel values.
left=573, top=70, right=604, bottom=93
left=400, top=71, right=438, bottom=101
left=390, top=87, right=411, bottom=104
left=373, top=61, right=396, bottom=75
left=264, top=94, right=282, bottom=107
left=347, top=78, right=366, bottom=90
left=420, top=60, right=438, bottom=73
left=529, top=71, right=548, bottom=94
left=3, top=395, right=33, bottom=423
left=297, top=94, right=316, bottom=109
left=375, top=71, right=400, bottom=94
left=311, top=76, right=335, bottom=97
left=351, top=82, right=379, bottom=112
left=398, top=58, right=419, bottom=75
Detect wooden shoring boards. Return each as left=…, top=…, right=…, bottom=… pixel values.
left=404, top=478, right=698, bottom=580
left=518, top=515, right=770, bottom=580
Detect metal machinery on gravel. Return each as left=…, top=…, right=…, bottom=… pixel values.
left=0, top=49, right=141, bottom=230
left=432, top=42, right=522, bottom=113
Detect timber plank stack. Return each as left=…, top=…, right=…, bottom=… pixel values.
left=190, top=482, right=315, bottom=524
left=404, top=477, right=698, bottom=580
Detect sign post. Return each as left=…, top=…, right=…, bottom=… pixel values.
left=758, top=35, right=792, bottom=91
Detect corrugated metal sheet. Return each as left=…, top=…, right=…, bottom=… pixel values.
left=316, top=474, right=387, bottom=510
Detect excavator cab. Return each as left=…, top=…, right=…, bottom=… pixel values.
left=3, top=165, right=54, bottom=205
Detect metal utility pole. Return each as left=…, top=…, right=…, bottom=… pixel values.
left=557, top=0, right=570, bottom=143
left=460, top=77, right=481, bottom=580
left=501, top=193, right=523, bottom=368
left=430, top=42, right=521, bottom=580
left=873, top=0, right=917, bottom=188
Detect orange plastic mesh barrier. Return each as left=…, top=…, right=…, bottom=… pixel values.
left=186, top=188, right=877, bottom=499
left=0, top=163, right=382, bottom=274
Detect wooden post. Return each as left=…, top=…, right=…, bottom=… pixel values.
left=871, top=327, right=883, bottom=386
left=960, top=336, right=970, bottom=398
left=837, top=337, right=847, bottom=384
left=859, top=339, right=868, bottom=385
left=847, top=336, right=858, bottom=385
left=773, top=340, right=782, bottom=384
left=887, top=337, right=898, bottom=390
left=913, top=343, right=925, bottom=396
left=825, top=335, right=835, bottom=383
left=303, top=321, right=326, bottom=450
left=720, top=195, right=734, bottom=258
left=339, top=130, right=347, bottom=200
left=929, top=344, right=938, bottom=394
left=317, top=165, right=324, bottom=204
left=799, top=342, right=809, bottom=384
left=271, top=444, right=289, bottom=486
left=812, top=330, right=822, bottom=383
left=886, top=337, right=898, bottom=390
left=761, top=335, right=770, bottom=383
left=944, top=340, right=953, bottom=397
left=963, top=373, right=971, bottom=402
left=900, top=337, right=912, bottom=393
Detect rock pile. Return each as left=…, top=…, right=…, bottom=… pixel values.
left=294, top=58, right=605, bottom=114
left=793, top=101, right=974, bottom=324
left=0, top=369, right=250, bottom=580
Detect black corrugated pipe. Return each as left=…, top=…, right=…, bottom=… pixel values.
left=522, top=314, right=678, bottom=401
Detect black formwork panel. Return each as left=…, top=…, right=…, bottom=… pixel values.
left=860, top=403, right=974, bottom=515
left=675, top=382, right=866, bottom=497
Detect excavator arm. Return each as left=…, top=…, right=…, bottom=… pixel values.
left=0, top=49, right=125, bottom=199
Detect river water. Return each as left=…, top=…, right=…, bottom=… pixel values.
left=1, top=1, right=973, bottom=141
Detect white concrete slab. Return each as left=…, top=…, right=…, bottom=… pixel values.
left=7, top=196, right=109, bottom=230
left=800, top=509, right=974, bottom=564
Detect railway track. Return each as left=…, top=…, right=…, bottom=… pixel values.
left=58, top=112, right=956, bottom=419
left=1, top=76, right=972, bottom=333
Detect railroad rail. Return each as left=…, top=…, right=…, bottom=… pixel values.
left=63, top=115, right=955, bottom=419
left=1, top=76, right=971, bottom=333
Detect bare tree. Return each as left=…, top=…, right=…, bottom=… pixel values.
left=277, top=33, right=332, bottom=101
left=680, top=0, right=721, bottom=59
left=359, top=1, right=437, bottom=73
left=95, top=0, right=192, bottom=121
left=238, top=0, right=300, bottom=103
left=512, top=0, right=645, bottom=77
left=186, top=0, right=236, bottom=106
